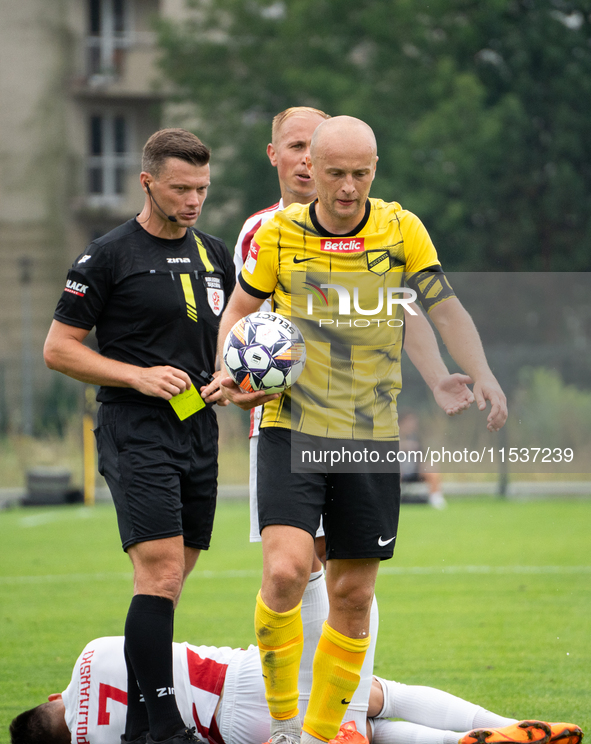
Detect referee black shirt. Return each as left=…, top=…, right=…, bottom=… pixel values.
left=54, top=218, right=235, bottom=407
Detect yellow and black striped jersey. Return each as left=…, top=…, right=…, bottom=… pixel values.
left=239, top=198, right=454, bottom=440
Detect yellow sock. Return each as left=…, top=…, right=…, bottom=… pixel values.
left=302, top=622, right=370, bottom=742
left=255, top=591, right=304, bottom=721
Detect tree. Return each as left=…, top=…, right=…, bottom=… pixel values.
left=158, top=0, right=591, bottom=270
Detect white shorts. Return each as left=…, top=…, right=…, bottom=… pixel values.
left=249, top=434, right=325, bottom=542
left=215, top=639, right=333, bottom=744
left=217, top=645, right=271, bottom=744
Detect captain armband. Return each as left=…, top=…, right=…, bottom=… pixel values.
left=406, top=268, right=455, bottom=313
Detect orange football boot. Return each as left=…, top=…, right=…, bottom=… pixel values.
left=549, top=723, right=583, bottom=744
left=328, top=721, right=368, bottom=744
left=459, top=721, right=552, bottom=744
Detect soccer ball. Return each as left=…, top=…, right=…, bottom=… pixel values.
left=223, top=311, right=306, bottom=393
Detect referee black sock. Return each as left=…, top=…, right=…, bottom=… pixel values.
left=124, top=642, right=150, bottom=742
left=124, top=594, right=185, bottom=742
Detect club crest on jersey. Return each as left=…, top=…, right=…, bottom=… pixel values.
left=321, top=238, right=365, bottom=253
left=244, top=240, right=260, bottom=274
left=366, top=250, right=392, bottom=275
left=64, top=280, right=88, bottom=296
left=204, top=275, right=224, bottom=316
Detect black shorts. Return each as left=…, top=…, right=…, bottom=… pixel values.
left=95, top=403, right=218, bottom=551
left=257, top=427, right=400, bottom=560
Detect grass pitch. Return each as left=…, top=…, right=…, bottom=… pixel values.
left=1, top=498, right=590, bottom=743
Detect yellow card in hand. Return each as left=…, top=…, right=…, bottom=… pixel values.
left=169, top=385, right=206, bottom=421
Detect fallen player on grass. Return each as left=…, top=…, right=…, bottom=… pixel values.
left=10, top=577, right=583, bottom=744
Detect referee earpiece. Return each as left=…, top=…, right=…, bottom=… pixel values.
left=145, top=183, right=178, bottom=223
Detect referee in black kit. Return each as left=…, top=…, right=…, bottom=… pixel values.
left=44, top=129, right=235, bottom=744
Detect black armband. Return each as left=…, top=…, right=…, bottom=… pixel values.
left=406, top=266, right=455, bottom=313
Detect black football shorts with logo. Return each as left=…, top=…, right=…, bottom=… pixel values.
left=257, top=427, right=400, bottom=560
left=95, top=402, right=218, bottom=551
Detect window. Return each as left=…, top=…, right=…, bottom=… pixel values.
left=87, top=112, right=130, bottom=201
left=86, top=0, right=129, bottom=78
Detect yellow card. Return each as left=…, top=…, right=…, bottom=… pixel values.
left=169, top=385, right=206, bottom=421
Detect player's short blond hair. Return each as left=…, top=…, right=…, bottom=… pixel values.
left=272, top=107, right=330, bottom=144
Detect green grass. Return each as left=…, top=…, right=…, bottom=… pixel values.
left=1, top=499, right=590, bottom=742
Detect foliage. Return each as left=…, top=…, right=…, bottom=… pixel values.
left=157, top=0, right=591, bottom=270
left=512, top=365, right=591, bottom=448
left=35, top=374, right=80, bottom=437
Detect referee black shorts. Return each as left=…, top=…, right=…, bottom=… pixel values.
left=95, top=403, right=218, bottom=551
left=257, top=427, right=400, bottom=561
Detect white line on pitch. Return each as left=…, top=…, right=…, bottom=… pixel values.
left=1, top=565, right=591, bottom=586
left=379, top=565, right=591, bottom=575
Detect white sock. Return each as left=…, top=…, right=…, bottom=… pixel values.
left=271, top=715, right=302, bottom=739
left=372, top=717, right=521, bottom=744
left=346, top=595, right=379, bottom=733
left=375, top=678, right=517, bottom=731
left=471, top=711, right=517, bottom=729
left=372, top=719, right=453, bottom=744
left=298, top=570, right=329, bottom=718
left=302, top=733, right=324, bottom=744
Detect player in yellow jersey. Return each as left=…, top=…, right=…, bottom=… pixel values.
left=226, top=106, right=478, bottom=740
left=216, top=117, right=507, bottom=744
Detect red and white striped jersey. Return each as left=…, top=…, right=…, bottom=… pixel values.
left=233, top=201, right=283, bottom=438
left=62, top=637, right=242, bottom=744
left=233, top=201, right=283, bottom=279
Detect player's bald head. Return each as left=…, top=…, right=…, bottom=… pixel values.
left=310, top=116, right=377, bottom=163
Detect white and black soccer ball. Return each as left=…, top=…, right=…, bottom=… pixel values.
left=223, top=311, right=306, bottom=393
